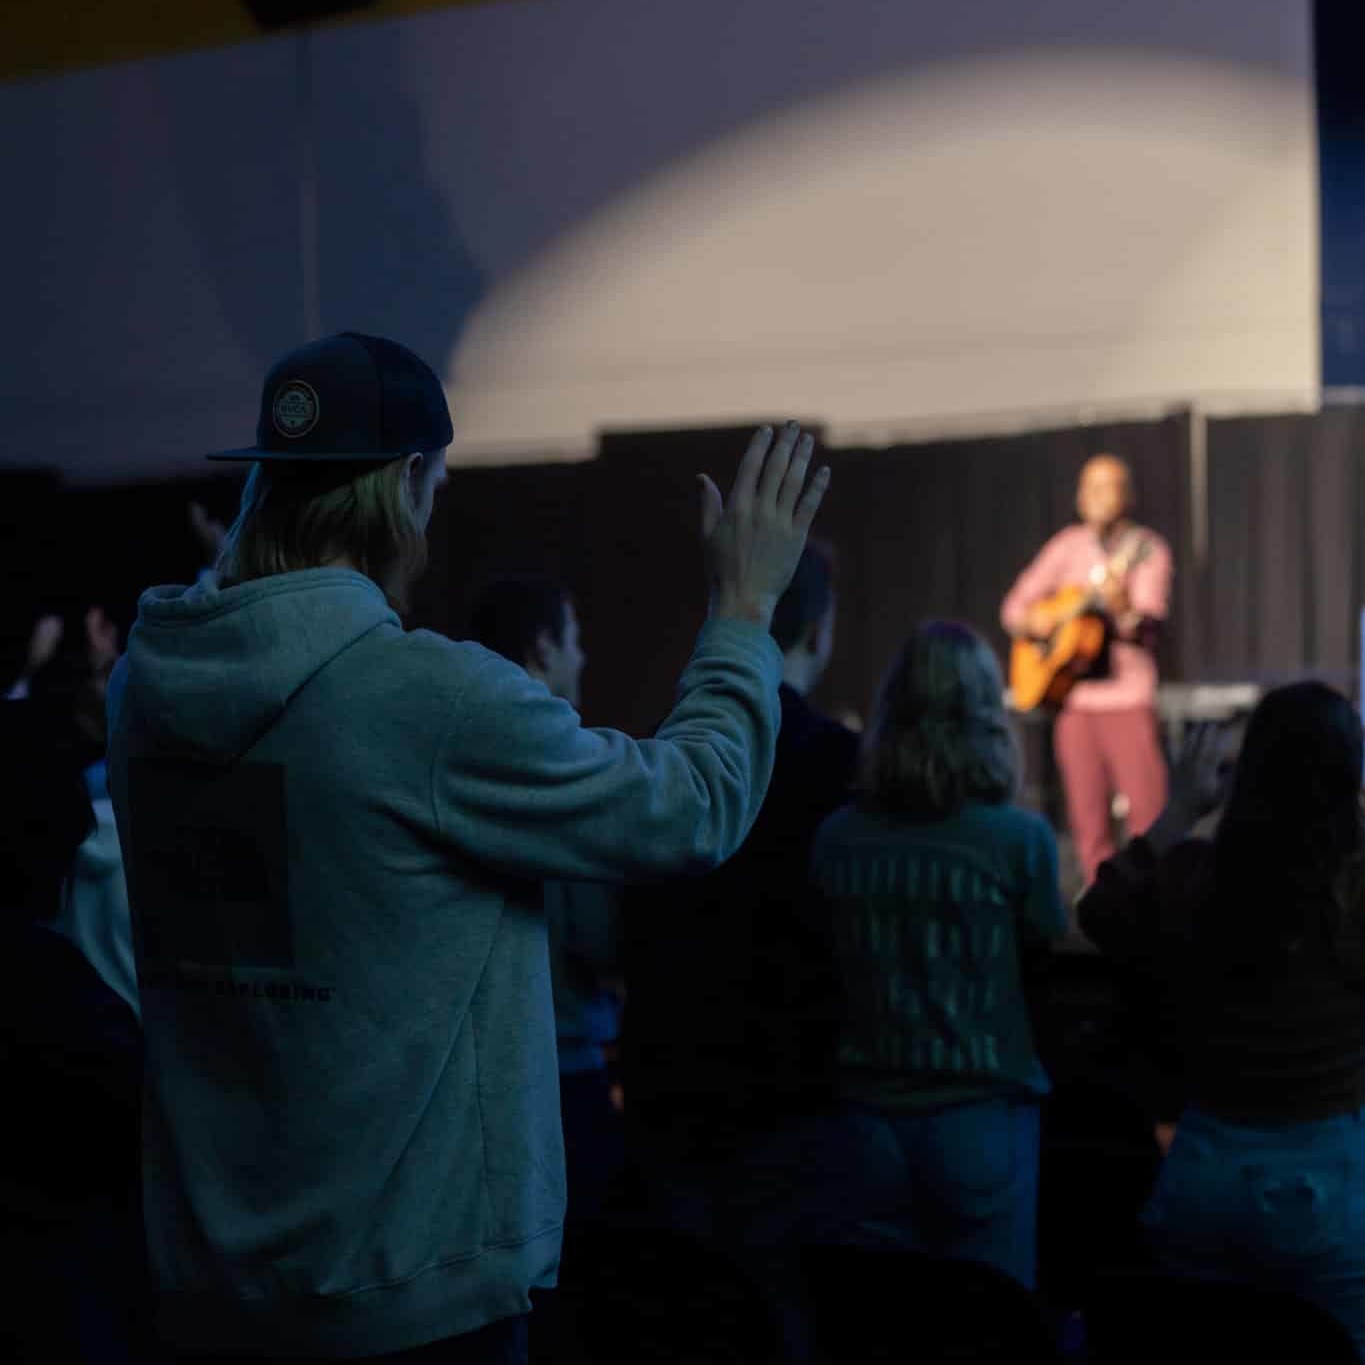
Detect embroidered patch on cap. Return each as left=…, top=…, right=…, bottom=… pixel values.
left=271, top=380, right=320, bottom=439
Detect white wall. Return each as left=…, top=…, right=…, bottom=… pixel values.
left=0, top=0, right=1315, bottom=482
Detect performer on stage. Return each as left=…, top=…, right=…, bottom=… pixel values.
left=1001, top=454, right=1173, bottom=887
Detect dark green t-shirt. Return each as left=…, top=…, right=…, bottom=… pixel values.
left=809, top=801, right=1066, bottom=1112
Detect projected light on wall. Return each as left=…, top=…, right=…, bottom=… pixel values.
left=444, top=51, right=1314, bottom=466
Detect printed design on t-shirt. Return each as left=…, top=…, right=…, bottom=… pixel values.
left=818, top=847, right=1028, bottom=1082
left=126, top=758, right=334, bottom=1004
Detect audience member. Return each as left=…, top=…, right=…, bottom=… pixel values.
left=104, top=331, right=829, bottom=1364
left=0, top=696, right=147, bottom=1360
left=29, top=606, right=139, bottom=1017
left=4, top=610, right=65, bottom=700
left=808, top=620, right=1067, bottom=1289
left=625, top=542, right=854, bottom=1152
left=466, top=575, right=624, bottom=1229
left=622, top=540, right=861, bottom=1362
left=1078, top=683, right=1365, bottom=1353
left=467, top=576, right=585, bottom=709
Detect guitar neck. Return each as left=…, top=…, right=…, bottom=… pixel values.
left=1084, top=533, right=1151, bottom=607
left=1108, top=529, right=1149, bottom=576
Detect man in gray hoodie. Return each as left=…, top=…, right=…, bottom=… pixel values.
left=105, top=331, right=829, bottom=1364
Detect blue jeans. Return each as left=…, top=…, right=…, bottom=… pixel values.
left=631, top=1111, right=891, bottom=1364
left=841, top=1099, right=1041, bottom=1289
left=1143, top=1103, right=1365, bottom=1355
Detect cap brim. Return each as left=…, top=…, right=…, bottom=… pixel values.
left=206, top=447, right=403, bottom=463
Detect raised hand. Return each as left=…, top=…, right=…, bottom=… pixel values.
left=1144, top=719, right=1230, bottom=855
left=1167, top=719, right=1230, bottom=822
left=699, top=422, right=830, bottom=627
left=189, top=500, right=228, bottom=557
left=85, top=606, right=120, bottom=680
left=24, top=614, right=64, bottom=677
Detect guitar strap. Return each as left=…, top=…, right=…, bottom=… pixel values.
left=1111, top=527, right=1148, bottom=576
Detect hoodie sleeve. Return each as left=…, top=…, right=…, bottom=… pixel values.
left=430, top=617, right=783, bottom=884
left=105, top=654, right=128, bottom=738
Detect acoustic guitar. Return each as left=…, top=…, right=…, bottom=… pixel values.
left=1008, top=535, right=1152, bottom=712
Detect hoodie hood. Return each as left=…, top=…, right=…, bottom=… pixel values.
left=115, top=569, right=398, bottom=765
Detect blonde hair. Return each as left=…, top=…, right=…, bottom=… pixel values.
left=860, top=620, right=1017, bottom=818
left=215, top=455, right=433, bottom=613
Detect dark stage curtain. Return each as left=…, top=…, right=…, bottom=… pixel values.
left=31, top=404, right=1365, bottom=733
left=1205, top=408, right=1365, bottom=694
left=581, top=424, right=819, bottom=736
left=410, top=460, right=592, bottom=646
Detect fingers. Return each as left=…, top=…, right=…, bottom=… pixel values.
left=29, top=615, right=63, bottom=651
left=1195, top=720, right=1223, bottom=768
left=793, top=464, right=833, bottom=535
left=698, top=474, right=723, bottom=540
left=756, top=421, right=801, bottom=508
left=776, top=433, right=816, bottom=517
left=1179, top=719, right=1214, bottom=761
left=709, top=420, right=827, bottom=552
left=1174, top=721, right=1228, bottom=815
left=729, top=425, right=774, bottom=512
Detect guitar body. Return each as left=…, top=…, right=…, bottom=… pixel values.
left=1009, top=585, right=1109, bottom=711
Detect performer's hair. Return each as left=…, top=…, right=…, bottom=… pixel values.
left=859, top=620, right=1017, bottom=818
left=215, top=454, right=439, bottom=614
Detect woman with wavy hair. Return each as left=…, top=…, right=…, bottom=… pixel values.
left=808, top=620, right=1067, bottom=1286
left=1079, top=681, right=1365, bottom=1352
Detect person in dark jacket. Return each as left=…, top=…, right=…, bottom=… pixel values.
left=622, top=541, right=863, bottom=1363
left=0, top=698, right=148, bottom=1362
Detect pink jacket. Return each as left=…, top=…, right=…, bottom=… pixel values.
left=1000, top=523, right=1172, bottom=711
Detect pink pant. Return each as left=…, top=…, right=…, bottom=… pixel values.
left=1053, top=706, right=1168, bottom=886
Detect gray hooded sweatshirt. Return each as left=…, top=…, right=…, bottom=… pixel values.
left=105, top=568, right=780, bottom=1357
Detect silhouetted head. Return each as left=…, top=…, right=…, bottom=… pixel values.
left=467, top=575, right=585, bottom=709
left=1214, top=680, right=1363, bottom=942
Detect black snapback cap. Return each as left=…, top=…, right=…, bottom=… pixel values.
left=209, top=332, right=454, bottom=462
